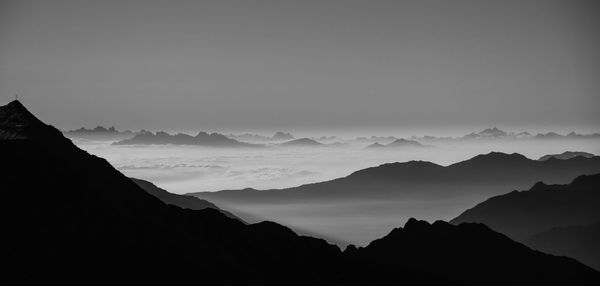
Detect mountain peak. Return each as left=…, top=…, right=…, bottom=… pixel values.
left=0, top=100, right=51, bottom=140
left=0, top=100, right=41, bottom=125
left=404, top=218, right=430, bottom=230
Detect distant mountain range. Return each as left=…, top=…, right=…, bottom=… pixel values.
left=539, top=151, right=596, bottom=161
left=366, top=138, right=426, bottom=149
left=354, top=135, right=398, bottom=143
left=4, top=99, right=598, bottom=284
left=113, top=130, right=262, bottom=147
left=227, top=131, right=295, bottom=142
left=62, top=124, right=599, bottom=146
left=450, top=174, right=600, bottom=270
left=277, top=137, right=324, bottom=147
left=63, top=126, right=135, bottom=141
left=414, top=127, right=600, bottom=142
left=312, top=135, right=339, bottom=142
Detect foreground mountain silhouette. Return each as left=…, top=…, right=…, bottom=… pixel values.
left=113, top=129, right=262, bottom=147
left=451, top=174, right=600, bottom=240
left=527, top=222, right=600, bottom=271
left=131, top=177, right=240, bottom=220
left=451, top=174, right=600, bottom=269
left=2, top=100, right=598, bottom=284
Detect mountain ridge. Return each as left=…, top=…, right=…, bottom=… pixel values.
left=3, top=100, right=598, bottom=284
left=113, top=129, right=262, bottom=147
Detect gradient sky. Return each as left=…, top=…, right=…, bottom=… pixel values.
left=1, top=0, right=599, bottom=133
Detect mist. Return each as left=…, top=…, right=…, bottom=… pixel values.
left=73, top=133, right=600, bottom=245
left=76, top=136, right=599, bottom=193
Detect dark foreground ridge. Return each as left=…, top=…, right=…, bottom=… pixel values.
left=132, top=177, right=242, bottom=221
left=451, top=173, right=600, bottom=269
left=2, top=100, right=598, bottom=285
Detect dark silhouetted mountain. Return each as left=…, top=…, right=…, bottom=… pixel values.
left=131, top=177, right=240, bottom=220
left=64, top=125, right=135, bottom=141
left=366, top=138, right=426, bottom=149
left=1, top=100, right=340, bottom=284
left=450, top=174, right=600, bottom=269
left=278, top=137, right=324, bottom=147
left=2, top=100, right=598, bottom=285
left=526, top=222, right=600, bottom=270
left=539, top=151, right=596, bottom=161
left=450, top=174, right=600, bottom=241
left=113, top=130, right=262, bottom=147
left=344, top=218, right=598, bottom=285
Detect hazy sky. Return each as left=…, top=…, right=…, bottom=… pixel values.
left=1, top=0, right=599, bottom=133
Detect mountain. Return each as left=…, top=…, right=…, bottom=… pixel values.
left=450, top=174, right=600, bottom=241
left=63, top=125, right=135, bottom=141
left=2, top=100, right=598, bottom=284
left=190, top=152, right=600, bottom=245
left=539, top=151, right=596, bottom=161
left=344, top=219, right=598, bottom=285
left=536, top=132, right=600, bottom=140
left=131, top=177, right=240, bottom=220
left=272, top=131, right=295, bottom=141
left=278, top=137, right=324, bottom=147
left=526, top=222, right=600, bottom=271
left=366, top=138, right=426, bottom=149
left=450, top=174, right=600, bottom=269
left=463, top=127, right=508, bottom=139
left=113, top=130, right=262, bottom=147
left=194, top=152, right=600, bottom=201
left=414, top=128, right=600, bottom=142
left=313, top=135, right=338, bottom=142
left=227, top=131, right=295, bottom=142
left=1, top=100, right=339, bottom=284
left=354, top=135, right=398, bottom=143
left=365, top=142, right=385, bottom=148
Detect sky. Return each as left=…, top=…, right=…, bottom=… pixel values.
left=1, top=0, right=599, bottom=133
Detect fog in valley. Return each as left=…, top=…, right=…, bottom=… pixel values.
left=74, top=132, right=600, bottom=245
